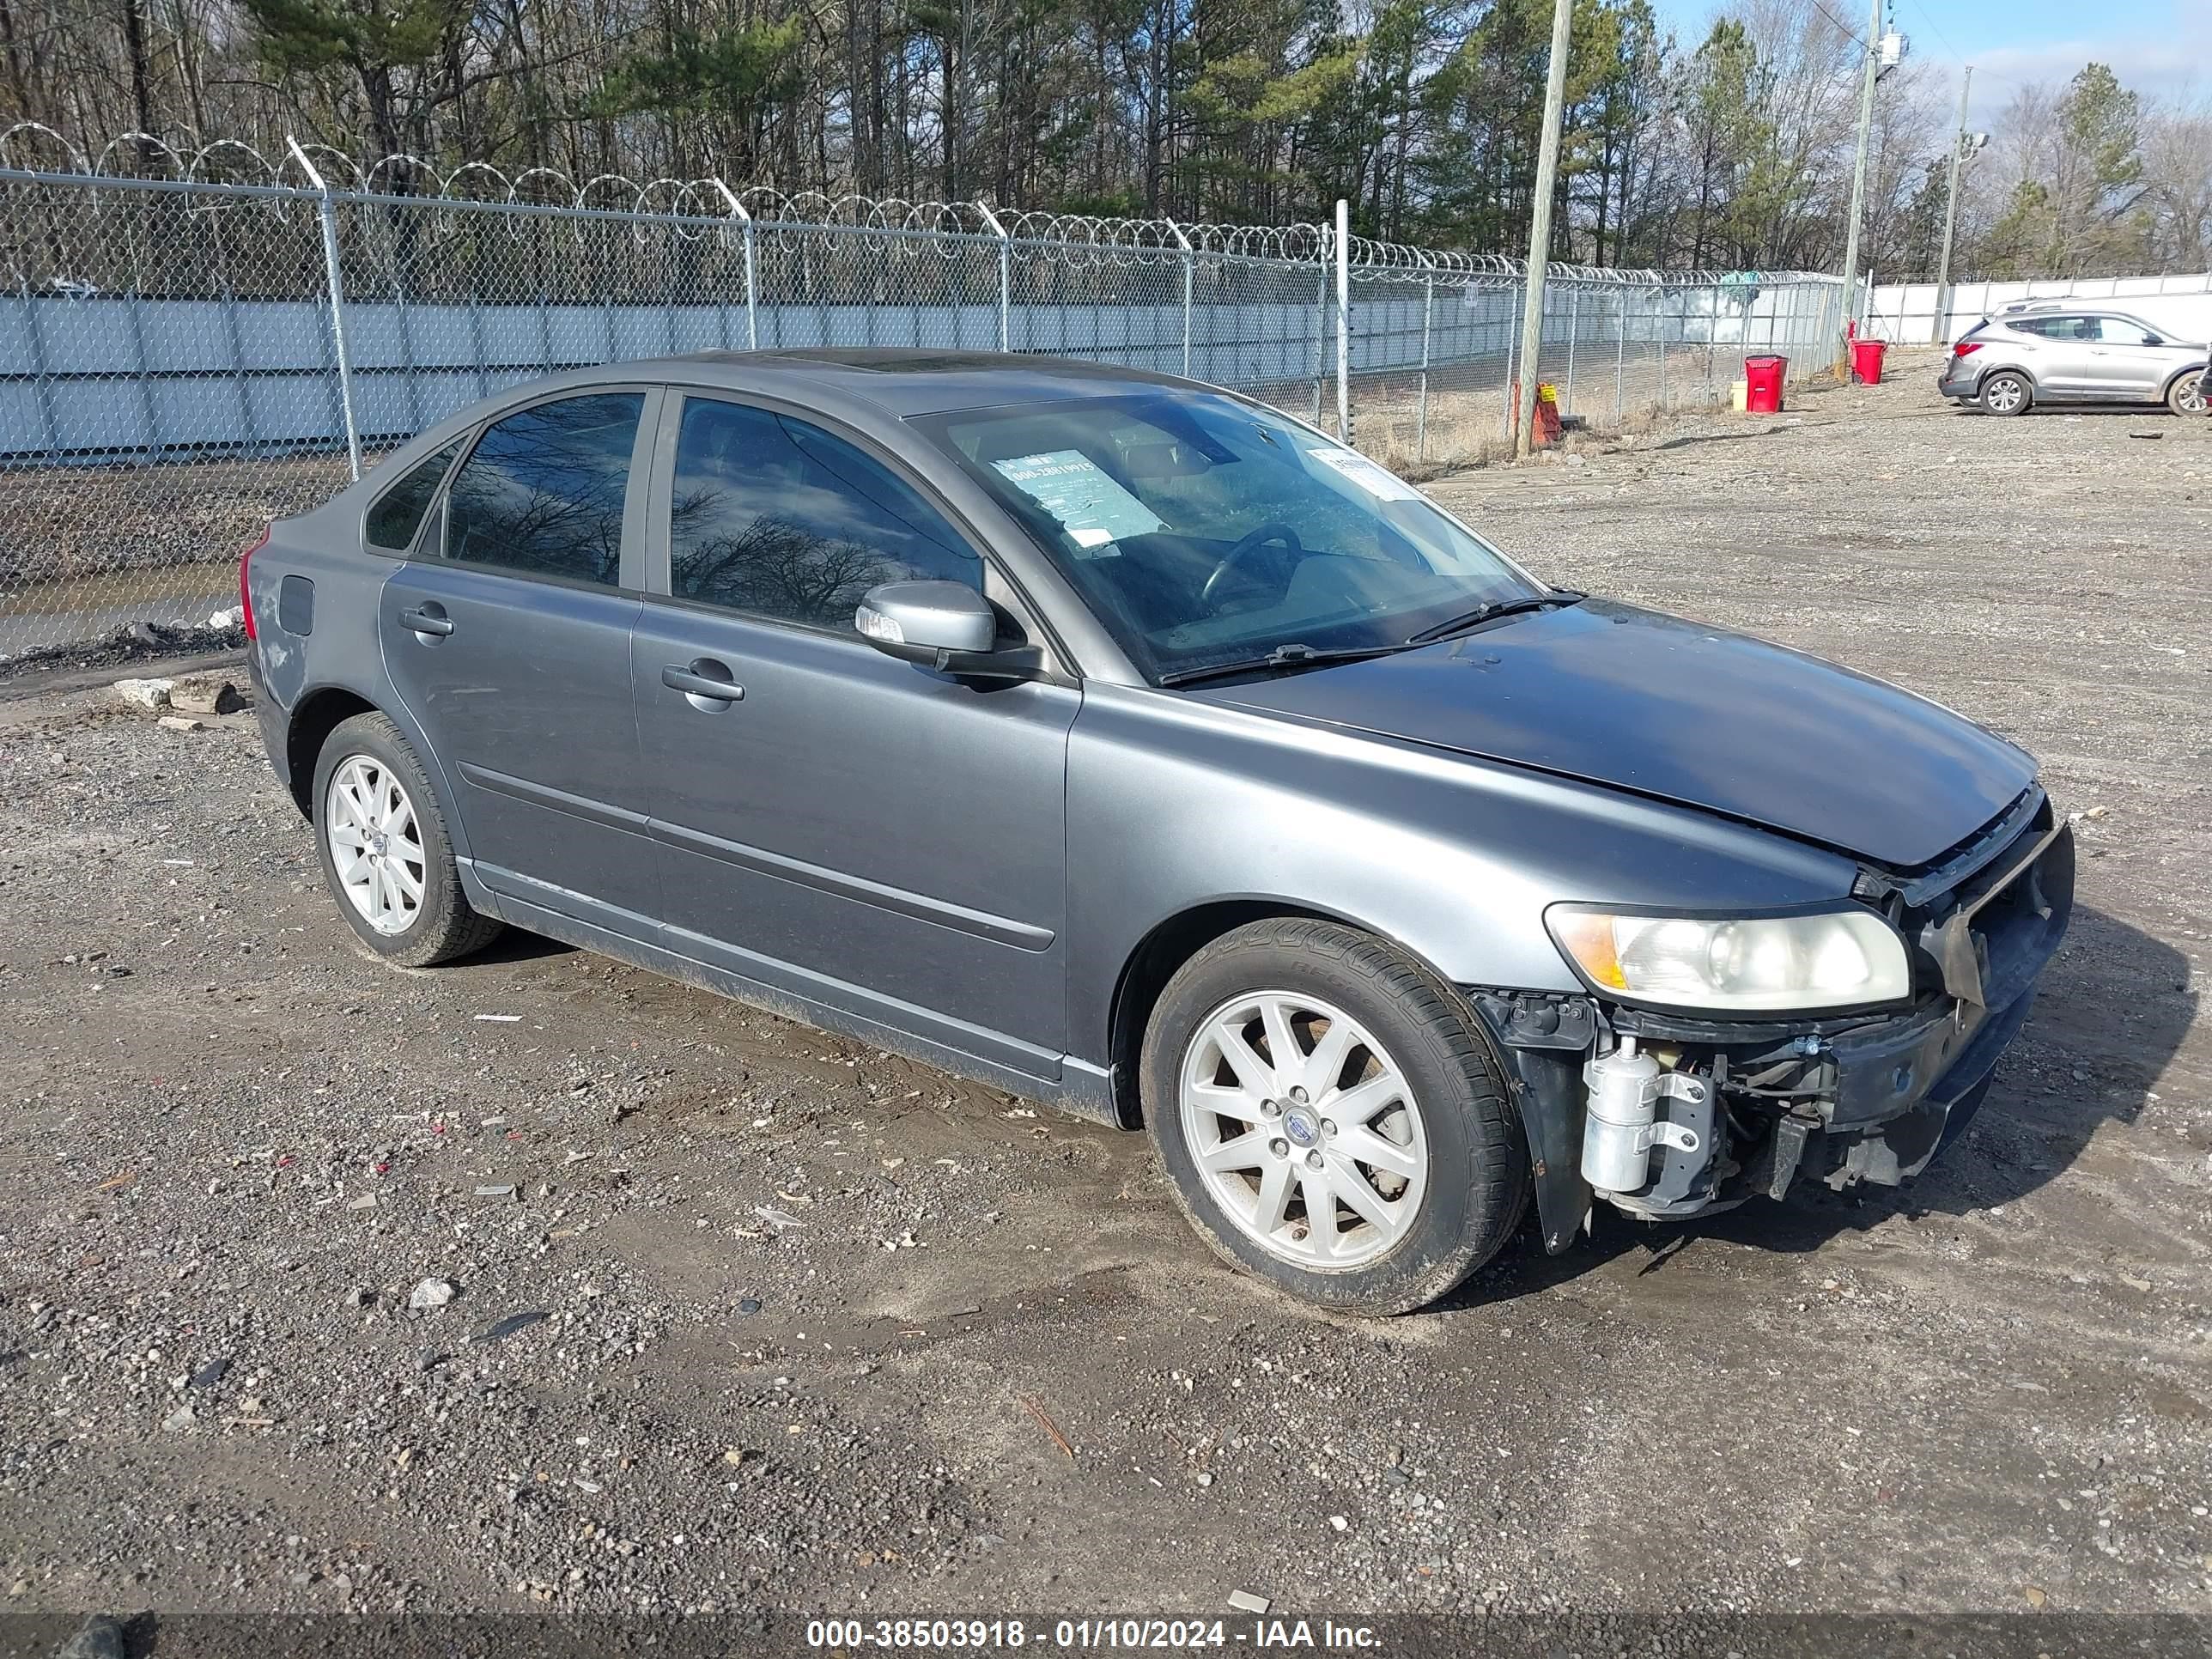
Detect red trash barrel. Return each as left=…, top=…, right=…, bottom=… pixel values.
left=1743, top=355, right=1787, bottom=414
left=1850, top=337, right=1887, bottom=385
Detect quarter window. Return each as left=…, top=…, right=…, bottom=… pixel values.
left=667, top=398, right=981, bottom=629
left=444, top=393, right=645, bottom=586
left=364, top=441, right=460, bottom=552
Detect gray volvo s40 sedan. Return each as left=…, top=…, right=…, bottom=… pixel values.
left=244, top=349, right=2074, bottom=1313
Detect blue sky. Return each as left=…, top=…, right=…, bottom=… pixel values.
left=1647, top=0, right=2204, bottom=105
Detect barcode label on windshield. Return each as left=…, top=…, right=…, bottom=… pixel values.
left=1307, top=448, right=1421, bottom=501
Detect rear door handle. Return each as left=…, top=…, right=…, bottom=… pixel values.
left=398, top=604, right=454, bottom=637
left=663, top=660, right=745, bottom=706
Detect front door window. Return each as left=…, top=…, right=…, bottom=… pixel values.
left=667, top=398, right=981, bottom=627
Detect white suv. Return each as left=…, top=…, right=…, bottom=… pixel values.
left=1937, top=305, right=2206, bottom=416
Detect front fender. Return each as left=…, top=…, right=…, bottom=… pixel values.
left=1064, top=682, right=1859, bottom=1068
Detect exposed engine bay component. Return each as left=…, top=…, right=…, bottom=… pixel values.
left=1468, top=800, right=2069, bottom=1250
left=1577, top=1038, right=1731, bottom=1216
left=1580, top=1038, right=1705, bottom=1191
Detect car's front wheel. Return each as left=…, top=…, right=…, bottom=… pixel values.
left=2169, top=369, right=2206, bottom=417
left=1141, top=918, right=1528, bottom=1314
left=311, top=711, right=503, bottom=968
left=1980, top=371, right=2032, bottom=416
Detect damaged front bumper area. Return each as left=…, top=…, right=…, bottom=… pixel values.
left=1473, top=795, right=2076, bottom=1252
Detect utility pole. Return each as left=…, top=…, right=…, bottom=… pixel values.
left=1514, top=0, right=1574, bottom=459
left=1930, top=66, right=1973, bottom=344
left=1835, top=0, right=1884, bottom=375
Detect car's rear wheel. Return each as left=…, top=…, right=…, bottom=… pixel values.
left=312, top=711, right=502, bottom=968
left=2169, top=369, right=2206, bottom=417
left=1980, top=372, right=2031, bottom=416
left=1140, top=917, right=1528, bottom=1315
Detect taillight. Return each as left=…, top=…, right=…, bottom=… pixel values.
left=240, top=529, right=268, bottom=641
left=1952, top=341, right=1983, bottom=356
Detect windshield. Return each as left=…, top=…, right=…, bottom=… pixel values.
left=913, top=391, right=1543, bottom=683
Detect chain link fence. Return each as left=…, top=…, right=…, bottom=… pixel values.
left=1342, top=264, right=1849, bottom=471
left=0, top=161, right=1844, bottom=665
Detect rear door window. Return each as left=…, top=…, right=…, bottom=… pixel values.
left=364, top=441, right=460, bottom=552
left=665, top=397, right=981, bottom=629
left=444, top=393, right=646, bottom=586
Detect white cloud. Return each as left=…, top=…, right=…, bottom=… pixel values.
left=1951, top=1, right=2209, bottom=101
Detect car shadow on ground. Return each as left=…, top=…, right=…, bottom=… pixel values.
left=1953, top=402, right=2197, bottom=418
left=460, top=927, right=580, bottom=967
left=1451, top=902, right=2195, bottom=1306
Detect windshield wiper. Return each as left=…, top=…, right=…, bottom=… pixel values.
left=1158, top=641, right=1409, bottom=688
left=1404, top=589, right=1584, bottom=646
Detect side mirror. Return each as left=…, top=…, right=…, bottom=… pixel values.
left=854, top=580, right=1036, bottom=681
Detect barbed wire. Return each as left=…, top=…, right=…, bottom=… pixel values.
left=0, top=122, right=1833, bottom=285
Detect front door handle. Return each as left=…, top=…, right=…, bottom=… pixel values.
left=663, top=660, right=745, bottom=708
left=398, top=604, right=454, bottom=638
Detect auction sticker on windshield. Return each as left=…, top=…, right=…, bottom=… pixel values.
left=992, top=450, right=1165, bottom=555
left=1307, top=447, right=1422, bottom=501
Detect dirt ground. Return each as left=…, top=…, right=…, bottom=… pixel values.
left=2, top=352, right=2209, bottom=1644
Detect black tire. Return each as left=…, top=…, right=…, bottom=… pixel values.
left=310, top=711, right=503, bottom=968
left=1980, top=371, right=2032, bottom=416
left=1140, top=917, right=1529, bottom=1315
left=2168, top=368, right=2206, bottom=418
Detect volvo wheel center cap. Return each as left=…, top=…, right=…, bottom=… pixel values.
left=1283, top=1107, right=1319, bottom=1147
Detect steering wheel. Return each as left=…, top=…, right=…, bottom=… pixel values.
left=1200, top=521, right=1304, bottom=609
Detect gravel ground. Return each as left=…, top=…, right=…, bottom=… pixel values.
left=2, top=354, right=2209, bottom=1640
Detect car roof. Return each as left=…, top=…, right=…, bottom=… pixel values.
left=335, top=349, right=1222, bottom=525
left=625, top=347, right=1199, bottom=417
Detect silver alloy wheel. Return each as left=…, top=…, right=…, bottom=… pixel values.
left=1983, top=376, right=2025, bottom=414
left=325, top=754, right=426, bottom=936
left=1176, top=989, right=1429, bottom=1271
left=2178, top=372, right=2207, bottom=416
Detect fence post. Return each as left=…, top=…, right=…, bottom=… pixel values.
left=1334, top=198, right=1351, bottom=441
left=1311, top=253, right=1329, bottom=424
left=1503, top=272, right=1519, bottom=437
left=1614, top=285, right=1625, bottom=420
left=710, top=180, right=758, bottom=349
left=1565, top=283, right=1577, bottom=416
left=1705, top=281, right=1717, bottom=405
left=289, top=136, right=361, bottom=480
left=976, top=200, right=1011, bottom=353
left=1167, top=218, right=1194, bottom=379
left=1416, top=254, right=1434, bottom=464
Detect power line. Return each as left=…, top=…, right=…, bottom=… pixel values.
left=1890, top=0, right=2035, bottom=94
left=1804, top=0, right=1869, bottom=52
left=1897, top=0, right=1966, bottom=69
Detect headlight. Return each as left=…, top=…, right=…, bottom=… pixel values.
left=1545, top=905, right=1911, bottom=1013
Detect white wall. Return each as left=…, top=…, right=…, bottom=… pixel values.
left=1864, top=273, right=2212, bottom=347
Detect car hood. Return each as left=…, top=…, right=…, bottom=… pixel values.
left=1189, top=600, right=2037, bottom=870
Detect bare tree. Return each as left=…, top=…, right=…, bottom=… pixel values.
left=2139, top=83, right=2212, bottom=270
